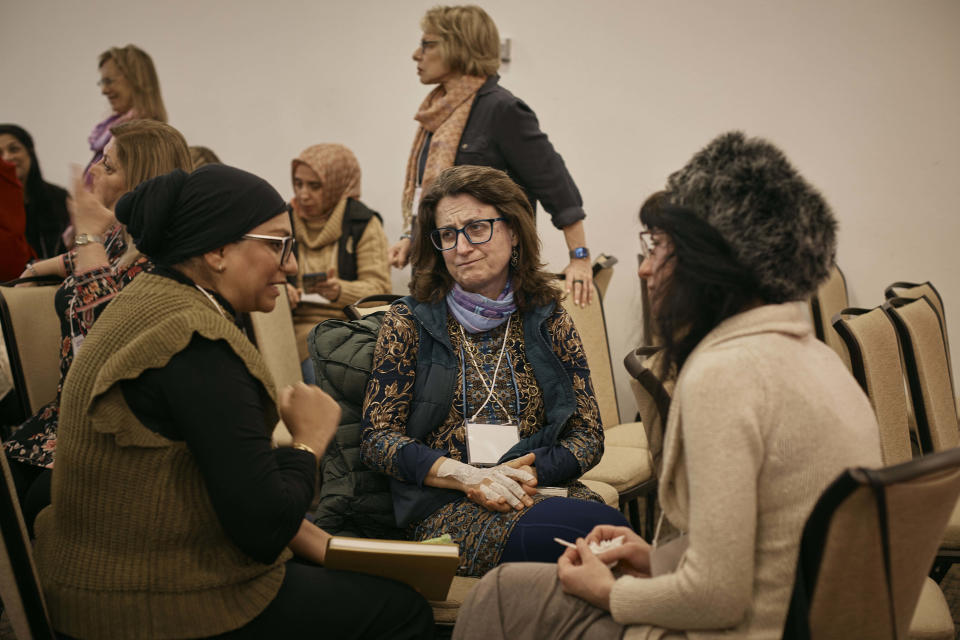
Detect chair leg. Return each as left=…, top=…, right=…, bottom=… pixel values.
left=626, top=498, right=642, bottom=532
left=644, top=494, right=656, bottom=540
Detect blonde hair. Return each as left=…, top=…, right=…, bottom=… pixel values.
left=421, top=5, right=500, bottom=77
left=109, top=120, right=191, bottom=265
left=99, top=45, right=168, bottom=122
left=189, top=146, right=221, bottom=169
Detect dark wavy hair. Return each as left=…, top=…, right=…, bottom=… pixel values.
left=410, top=165, right=560, bottom=311
left=0, top=124, right=50, bottom=211
left=640, top=192, right=760, bottom=377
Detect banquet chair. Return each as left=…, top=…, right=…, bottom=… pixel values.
left=781, top=447, right=960, bottom=640
left=0, top=280, right=62, bottom=433
left=0, top=448, right=56, bottom=639
left=884, top=296, right=960, bottom=582
left=808, top=264, right=850, bottom=369
left=244, top=285, right=301, bottom=446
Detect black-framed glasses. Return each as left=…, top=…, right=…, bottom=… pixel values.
left=430, top=218, right=506, bottom=251
left=242, top=233, right=296, bottom=265
left=419, top=39, right=440, bottom=54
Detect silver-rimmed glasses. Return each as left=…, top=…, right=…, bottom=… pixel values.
left=242, top=233, right=296, bottom=265
left=430, top=218, right=506, bottom=251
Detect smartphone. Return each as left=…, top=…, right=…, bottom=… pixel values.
left=302, top=271, right=328, bottom=293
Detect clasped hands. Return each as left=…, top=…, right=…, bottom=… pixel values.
left=435, top=453, right=537, bottom=513
left=557, top=524, right=652, bottom=611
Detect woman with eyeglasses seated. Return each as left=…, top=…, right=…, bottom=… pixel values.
left=286, top=143, right=390, bottom=383
left=4, top=120, right=191, bottom=532
left=451, top=133, right=882, bottom=640
left=361, top=165, right=627, bottom=578
left=33, top=164, right=435, bottom=640
left=388, top=5, right=595, bottom=307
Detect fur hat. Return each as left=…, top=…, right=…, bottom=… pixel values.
left=665, top=131, right=836, bottom=302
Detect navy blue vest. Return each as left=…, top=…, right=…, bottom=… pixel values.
left=390, top=296, right=577, bottom=527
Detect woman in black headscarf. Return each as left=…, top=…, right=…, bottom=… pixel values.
left=0, top=124, right=70, bottom=259
left=32, top=165, right=434, bottom=640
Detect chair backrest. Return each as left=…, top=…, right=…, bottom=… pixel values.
left=0, top=284, right=61, bottom=421
left=623, top=346, right=673, bottom=472
left=592, top=254, right=617, bottom=299
left=808, top=264, right=850, bottom=369
left=0, top=450, right=55, bottom=639
left=783, top=446, right=960, bottom=640
left=884, top=297, right=959, bottom=454
left=245, top=286, right=301, bottom=445
left=344, top=294, right=402, bottom=321
left=561, top=287, right=620, bottom=429
left=885, top=281, right=952, bottom=389
left=832, top=307, right=913, bottom=466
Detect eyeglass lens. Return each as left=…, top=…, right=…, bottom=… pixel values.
left=431, top=219, right=501, bottom=251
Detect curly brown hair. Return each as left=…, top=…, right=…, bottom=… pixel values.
left=410, top=165, right=560, bottom=311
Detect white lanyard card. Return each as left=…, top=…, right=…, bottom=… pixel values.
left=465, top=421, right=519, bottom=467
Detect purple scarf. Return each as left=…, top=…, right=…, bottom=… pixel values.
left=85, top=111, right=133, bottom=176
left=446, top=281, right=517, bottom=334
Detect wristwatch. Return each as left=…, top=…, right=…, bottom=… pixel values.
left=569, top=247, right=590, bottom=260
left=75, top=233, right=104, bottom=246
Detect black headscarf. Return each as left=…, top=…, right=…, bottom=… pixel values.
left=115, top=164, right=289, bottom=266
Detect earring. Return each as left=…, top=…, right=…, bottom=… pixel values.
left=510, top=247, right=519, bottom=268
left=218, top=265, right=225, bottom=273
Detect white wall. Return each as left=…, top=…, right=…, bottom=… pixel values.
left=3, top=0, right=958, bottom=421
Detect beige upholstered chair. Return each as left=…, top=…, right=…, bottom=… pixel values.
left=0, top=284, right=61, bottom=426
left=832, top=307, right=913, bottom=466
left=884, top=296, right=960, bottom=583
left=562, top=285, right=654, bottom=531
left=808, top=264, right=851, bottom=370
left=886, top=280, right=956, bottom=415
left=245, top=286, right=301, bottom=446
left=782, top=448, right=960, bottom=640
left=0, top=448, right=55, bottom=639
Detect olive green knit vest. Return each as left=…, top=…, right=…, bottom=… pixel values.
left=34, top=273, right=290, bottom=639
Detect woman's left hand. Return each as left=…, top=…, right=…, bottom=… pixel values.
left=557, top=537, right=616, bottom=611
left=563, top=259, right=594, bottom=308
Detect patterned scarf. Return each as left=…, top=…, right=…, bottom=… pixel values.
left=401, top=75, right=486, bottom=235
left=85, top=110, right=136, bottom=176
left=446, top=280, right=516, bottom=334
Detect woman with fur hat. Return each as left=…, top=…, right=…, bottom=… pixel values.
left=452, top=132, right=883, bottom=639
left=287, top=143, right=390, bottom=382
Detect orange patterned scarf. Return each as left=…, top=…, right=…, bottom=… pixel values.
left=401, top=75, right=486, bottom=235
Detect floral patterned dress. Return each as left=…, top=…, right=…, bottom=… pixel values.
left=361, top=303, right=604, bottom=576
left=3, top=225, right=150, bottom=468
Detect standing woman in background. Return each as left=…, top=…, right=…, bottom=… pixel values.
left=388, top=4, right=595, bottom=306
left=86, top=44, right=167, bottom=175
left=0, top=124, right=70, bottom=259
left=4, top=120, right=191, bottom=530
left=287, top=143, right=390, bottom=383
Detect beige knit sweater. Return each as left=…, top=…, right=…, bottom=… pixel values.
left=613, top=302, right=883, bottom=640
left=33, top=273, right=289, bottom=639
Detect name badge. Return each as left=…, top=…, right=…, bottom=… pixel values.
left=465, top=421, right=519, bottom=466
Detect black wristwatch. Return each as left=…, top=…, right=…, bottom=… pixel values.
left=569, top=247, right=590, bottom=260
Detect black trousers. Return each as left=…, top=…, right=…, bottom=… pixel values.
left=211, top=559, right=435, bottom=639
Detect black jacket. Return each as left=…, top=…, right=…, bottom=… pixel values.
left=454, top=75, right=585, bottom=230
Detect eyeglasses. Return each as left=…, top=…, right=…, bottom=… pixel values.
left=97, top=77, right=117, bottom=88
left=419, top=39, right=440, bottom=54
left=638, top=230, right=665, bottom=259
left=430, top=218, right=506, bottom=251
left=242, top=233, right=296, bottom=265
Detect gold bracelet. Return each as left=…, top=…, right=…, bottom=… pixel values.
left=292, top=442, right=317, bottom=457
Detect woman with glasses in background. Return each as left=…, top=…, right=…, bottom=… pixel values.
left=361, top=165, right=627, bottom=578
left=86, top=44, right=167, bottom=176
left=286, top=143, right=390, bottom=383
left=4, top=120, right=191, bottom=532
left=388, top=5, right=595, bottom=307
left=33, top=164, right=435, bottom=640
